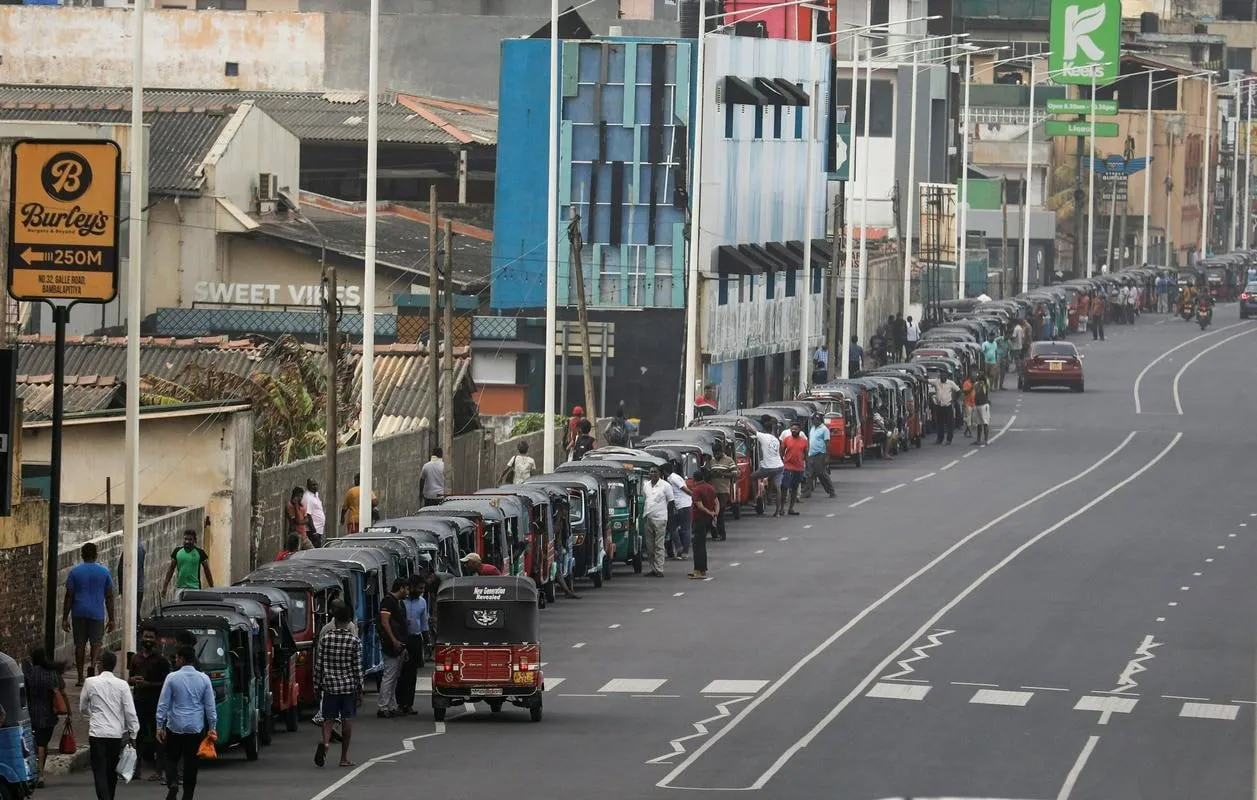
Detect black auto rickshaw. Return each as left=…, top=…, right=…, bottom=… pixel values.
left=0, top=649, right=36, bottom=798
left=476, top=486, right=558, bottom=605
left=430, top=576, right=543, bottom=723
left=556, top=459, right=641, bottom=576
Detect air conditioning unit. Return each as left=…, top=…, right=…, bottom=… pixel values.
left=258, top=173, right=278, bottom=202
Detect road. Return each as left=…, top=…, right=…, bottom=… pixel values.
left=39, top=312, right=1257, bottom=800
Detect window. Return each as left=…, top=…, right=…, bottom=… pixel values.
left=224, top=61, right=239, bottom=77
left=785, top=267, right=796, bottom=297
left=765, top=272, right=775, bottom=300
left=725, top=104, right=735, bottom=139
left=754, top=107, right=764, bottom=140
left=812, top=264, right=822, bottom=294
left=773, top=105, right=783, bottom=139
left=1227, top=48, right=1253, bottom=72
left=795, top=98, right=804, bottom=139
left=833, top=79, right=894, bottom=137
left=718, top=274, right=730, bottom=305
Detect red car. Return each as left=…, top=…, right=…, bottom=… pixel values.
left=1019, top=341, right=1085, bottom=392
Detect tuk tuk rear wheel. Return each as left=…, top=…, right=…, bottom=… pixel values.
left=284, top=704, right=299, bottom=733
left=244, top=729, right=260, bottom=761
left=631, top=553, right=643, bottom=573
left=530, top=697, right=543, bottom=722
left=487, top=700, right=504, bottom=713
left=260, top=712, right=273, bottom=746
left=433, top=705, right=446, bottom=722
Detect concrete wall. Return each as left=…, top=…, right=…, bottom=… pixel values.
left=216, top=237, right=377, bottom=308
left=204, top=102, right=302, bottom=216
left=0, top=7, right=326, bottom=91
left=60, top=504, right=185, bottom=548
left=53, top=507, right=205, bottom=664
left=23, top=408, right=254, bottom=585
left=147, top=196, right=219, bottom=310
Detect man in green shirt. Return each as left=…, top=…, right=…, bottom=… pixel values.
left=161, top=529, right=214, bottom=595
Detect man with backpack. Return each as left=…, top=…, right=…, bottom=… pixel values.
left=606, top=405, right=630, bottom=447
left=571, top=419, right=597, bottom=461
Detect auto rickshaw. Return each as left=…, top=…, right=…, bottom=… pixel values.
left=474, top=488, right=557, bottom=605
left=423, top=499, right=514, bottom=575
left=177, top=586, right=301, bottom=734
left=286, top=548, right=392, bottom=679
left=324, top=535, right=420, bottom=582
left=237, top=563, right=344, bottom=709
left=689, top=417, right=759, bottom=515
left=430, top=576, right=543, bottom=723
left=556, top=459, right=640, bottom=576
left=146, top=606, right=263, bottom=760
left=525, top=473, right=607, bottom=587
left=377, top=516, right=470, bottom=575
left=814, top=380, right=873, bottom=460
left=499, top=483, right=574, bottom=593
left=799, top=386, right=863, bottom=467
left=0, top=649, right=36, bottom=799
left=581, top=448, right=664, bottom=553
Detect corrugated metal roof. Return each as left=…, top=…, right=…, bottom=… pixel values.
left=0, top=85, right=497, bottom=147
left=0, top=103, right=232, bottom=194
left=16, top=377, right=121, bottom=421
left=345, top=344, right=472, bottom=438
left=16, top=336, right=267, bottom=383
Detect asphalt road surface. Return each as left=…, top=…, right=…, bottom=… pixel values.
left=39, top=311, right=1257, bottom=800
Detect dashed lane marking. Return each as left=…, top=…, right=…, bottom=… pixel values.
left=1023, top=686, right=1070, bottom=692
left=803, top=524, right=813, bottom=529
left=608, top=624, right=621, bottom=629
left=779, top=536, right=790, bottom=541
left=701, top=680, right=771, bottom=694
left=882, top=483, right=907, bottom=494
left=971, top=689, right=1034, bottom=707
left=1180, top=702, right=1240, bottom=720
left=940, top=459, right=960, bottom=471
left=866, top=682, right=931, bottom=701
left=1162, top=695, right=1210, bottom=701
left=728, top=562, right=741, bottom=567
left=952, top=681, right=998, bottom=688
left=642, top=608, right=654, bottom=613
left=850, top=497, right=874, bottom=508
left=673, top=592, right=685, bottom=597
left=600, top=679, right=668, bottom=693
left=914, top=472, right=936, bottom=482
left=572, top=642, right=586, bottom=649
left=754, top=549, right=764, bottom=554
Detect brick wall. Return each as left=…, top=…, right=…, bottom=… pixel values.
left=0, top=501, right=49, bottom=659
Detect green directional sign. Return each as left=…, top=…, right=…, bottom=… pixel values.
left=1049, top=0, right=1121, bottom=86
left=1046, top=98, right=1119, bottom=115
left=1045, top=119, right=1119, bottom=137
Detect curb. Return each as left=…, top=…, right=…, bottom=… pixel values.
left=44, top=746, right=91, bottom=775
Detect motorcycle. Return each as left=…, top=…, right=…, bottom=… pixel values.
left=1196, top=302, right=1213, bottom=330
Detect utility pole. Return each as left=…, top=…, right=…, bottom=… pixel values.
left=427, top=186, right=439, bottom=455
left=825, top=193, right=840, bottom=376
left=441, top=220, right=455, bottom=491
left=568, top=205, right=597, bottom=422
left=1073, top=124, right=1086, bottom=279
left=830, top=187, right=844, bottom=365
left=324, top=267, right=338, bottom=529
left=1001, top=176, right=1009, bottom=298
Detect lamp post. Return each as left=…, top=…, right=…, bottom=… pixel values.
left=1087, top=70, right=1097, bottom=277
left=542, top=0, right=560, bottom=469
left=956, top=46, right=1013, bottom=299
left=1230, top=74, right=1240, bottom=253
left=358, top=0, right=379, bottom=532
left=1202, top=72, right=1214, bottom=262
left=1246, top=80, right=1253, bottom=250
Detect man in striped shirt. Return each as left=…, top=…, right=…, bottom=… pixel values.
left=314, top=604, right=362, bottom=768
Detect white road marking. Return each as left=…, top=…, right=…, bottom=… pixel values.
left=882, top=629, right=954, bottom=681
left=1182, top=586, right=1191, bottom=590
left=1220, top=545, right=1227, bottom=550
left=673, top=592, right=685, bottom=597
left=754, top=549, right=764, bottom=555
left=940, top=460, right=960, bottom=471
left=635, top=694, right=682, bottom=699
left=1168, top=602, right=1178, bottom=607
left=970, top=689, right=1033, bottom=707
left=728, top=562, right=741, bottom=567
left=1162, top=694, right=1210, bottom=701
left=609, top=624, right=621, bottom=629
left=1173, top=327, right=1257, bottom=413
left=1243, top=523, right=1250, bottom=527
left=1180, top=702, right=1240, bottom=720
left=989, top=414, right=1017, bottom=443
left=642, top=608, right=654, bottom=613
left=779, top=536, right=790, bottom=542
left=850, top=497, right=874, bottom=508
left=657, top=431, right=1149, bottom=791
left=1133, top=321, right=1251, bottom=413
left=882, top=483, right=907, bottom=494
left=826, top=513, right=835, bottom=518
left=1023, top=685, right=1070, bottom=692
left=1194, top=572, right=1202, bottom=576
left=1206, top=558, right=1215, bottom=562
left=1075, top=695, right=1137, bottom=725
left=881, top=677, right=930, bottom=683
left=703, top=577, right=714, bottom=582
left=951, top=681, right=999, bottom=688
left=803, top=524, right=813, bottom=529
left=645, top=696, right=751, bottom=766
left=963, top=450, right=977, bottom=458
left=600, top=678, right=667, bottom=693
left=914, top=472, right=936, bottom=482
left=866, top=682, right=931, bottom=701
left=572, top=642, right=586, bottom=648
left=702, top=680, right=771, bottom=695
left=544, top=678, right=566, bottom=690
left=1057, top=735, right=1101, bottom=800
left=559, top=693, right=607, bottom=697
left=1230, top=533, right=1238, bottom=538
left=1156, top=617, right=1166, bottom=622
left=308, top=723, right=447, bottom=800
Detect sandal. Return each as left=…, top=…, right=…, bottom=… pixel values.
left=339, top=761, right=356, bottom=768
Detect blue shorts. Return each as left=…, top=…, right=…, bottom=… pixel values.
left=320, top=692, right=358, bottom=720
left=782, top=470, right=804, bottom=490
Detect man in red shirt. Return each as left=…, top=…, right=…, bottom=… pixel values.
left=459, top=552, right=502, bottom=576
left=688, top=469, right=720, bottom=579
left=779, top=421, right=808, bottom=517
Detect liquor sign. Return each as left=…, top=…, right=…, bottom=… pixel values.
left=1045, top=120, right=1120, bottom=138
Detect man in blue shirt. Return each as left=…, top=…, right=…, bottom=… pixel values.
left=801, top=414, right=836, bottom=499
left=157, top=645, right=216, bottom=800
left=396, top=575, right=430, bottom=715
left=981, top=333, right=1000, bottom=384
left=62, top=542, right=115, bottom=686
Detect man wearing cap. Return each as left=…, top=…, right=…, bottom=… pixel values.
left=460, top=552, right=501, bottom=577
left=563, top=407, right=585, bottom=460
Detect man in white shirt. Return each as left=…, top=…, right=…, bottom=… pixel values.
left=304, top=478, right=326, bottom=546
left=905, top=316, right=921, bottom=353
left=664, top=463, right=693, bottom=560
left=929, top=376, right=960, bottom=445
left=80, top=650, right=139, bottom=800
left=751, top=415, right=785, bottom=517
left=641, top=466, right=675, bottom=577
left=419, top=449, right=446, bottom=507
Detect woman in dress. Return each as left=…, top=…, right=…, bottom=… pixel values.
left=23, top=647, right=69, bottom=788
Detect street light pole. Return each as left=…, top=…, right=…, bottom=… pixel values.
left=543, top=0, right=560, bottom=468
left=1142, top=68, right=1154, bottom=264
left=1202, top=74, right=1213, bottom=261
left=903, top=42, right=920, bottom=315
left=1022, top=59, right=1036, bottom=292
left=1246, top=82, right=1253, bottom=250
left=958, top=51, right=971, bottom=299
left=798, top=18, right=820, bottom=393
left=839, top=34, right=861, bottom=379
left=358, top=0, right=379, bottom=532
left=1230, top=75, right=1240, bottom=252
left=856, top=26, right=872, bottom=347
left=682, top=0, right=708, bottom=422
left=1087, top=70, right=1096, bottom=277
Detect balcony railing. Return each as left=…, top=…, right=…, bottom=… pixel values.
left=956, top=0, right=1052, bottom=19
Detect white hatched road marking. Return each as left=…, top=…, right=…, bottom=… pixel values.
left=600, top=678, right=668, bottom=693
left=1109, top=634, right=1161, bottom=694
left=866, top=682, right=931, bottom=701
left=1180, top=702, right=1240, bottom=720
left=645, top=696, right=751, bottom=765
left=882, top=629, right=954, bottom=681
left=970, top=689, right=1034, bottom=707
left=701, top=680, right=771, bottom=695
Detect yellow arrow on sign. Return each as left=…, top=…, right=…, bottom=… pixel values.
left=19, top=247, right=48, bottom=265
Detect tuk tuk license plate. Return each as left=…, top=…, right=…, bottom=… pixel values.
left=471, top=687, right=504, bottom=697
left=1049, top=362, right=1062, bottom=371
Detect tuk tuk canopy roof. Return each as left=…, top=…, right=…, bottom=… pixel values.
left=240, top=563, right=346, bottom=593
left=148, top=607, right=255, bottom=634
left=420, top=501, right=507, bottom=522
left=436, top=575, right=540, bottom=603
left=525, top=473, right=601, bottom=493
left=556, top=461, right=636, bottom=480
left=288, top=547, right=390, bottom=572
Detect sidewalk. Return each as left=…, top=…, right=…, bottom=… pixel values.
left=42, top=668, right=91, bottom=776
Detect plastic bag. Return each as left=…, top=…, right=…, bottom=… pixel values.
left=117, top=743, right=137, bottom=783
left=197, top=733, right=218, bottom=760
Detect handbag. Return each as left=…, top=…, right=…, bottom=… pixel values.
left=51, top=687, right=68, bottom=716
left=58, top=720, right=77, bottom=755
left=116, top=743, right=137, bottom=783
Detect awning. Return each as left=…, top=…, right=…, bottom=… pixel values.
left=743, top=243, right=794, bottom=272
left=785, top=239, right=832, bottom=269
left=754, top=77, right=793, bottom=105
left=720, top=76, right=769, bottom=106
left=766, top=241, right=801, bottom=269
left=714, top=245, right=763, bottom=276
left=771, top=78, right=810, bottom=106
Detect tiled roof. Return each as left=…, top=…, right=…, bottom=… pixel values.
left=14, top=336, right=473, bottom=438
left=0, top=102, right=233, bottom=194
left=0, top=86, right=497, bottom=148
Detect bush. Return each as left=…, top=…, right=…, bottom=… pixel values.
left=509, top=413, right=567, bottom=438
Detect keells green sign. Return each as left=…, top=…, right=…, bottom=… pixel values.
left=1049, top=0, right=1121, bottom=86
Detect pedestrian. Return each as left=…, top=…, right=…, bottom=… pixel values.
left=961, top=373, right=976, bottom=437
left=605, top=404, right=631, bottom=447
left=571, top=419, right=597, bottom=460
left=1007, top=321, right=1024, bottom=373
left=563, top=406, right=585, bottom=459
left=275, top=534, right=302, bottom=562
left=1126, top=282, right=1138, bottom=324
left=981, top=332, right=999, bottom=386
left=501, top=440, right=537, bottom=483
left=905, top=315, right=920, bottom=354
left=778, top=421, right=808, bottom=516
left=285, top=487, right=313, bottom=549
left=160, top=530, right=213, bottom=596
left=663, top=462, right=693, bottom=560
left=847, top=336, right=863, bottom=378
left=63, top=541, right=116, bottom=686
left=81, top=650, right=138, bottom=800
left=1155, top=274, right=1167, bottom=312
left=802, top=414, right=835, bottom=499
left=115, top=539, right=146, bottom=621
left=1091, top=292, right=1106, bottom=341
left=930, top=373, right=959, bottom=444
left=996, top=331, right=1010, bottom=390
left=641, top=465, right=675, bottom=578
left=376, top=578, right=408, bottom=718
left=688, top=469, right=719, bottom=580
left=892, top=313, right=908, bottom=361
left=314, top=603, right=361, bottom=769
left=972, top=372, right=992, bottom=446
left=23, top=647, right=69, bottom=788
left=752, top=415, right=785, bottom=516
left=420, top=449, right=445, bottom=508
left=129, top=623, right=171, bottom=784
left=707, top=443, right=737, bottom=541
left=460, top=552, right=503, bottom=576
left=396, top=575, right=429, bottom=715
left=156, top=645, right=216, bottom=800
left=340, top=473, right=378, bottom=531
left=303, top=479, right=326, bottom=547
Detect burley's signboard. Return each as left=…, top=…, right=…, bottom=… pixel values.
left=8, top=139, right=121, bottom=304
